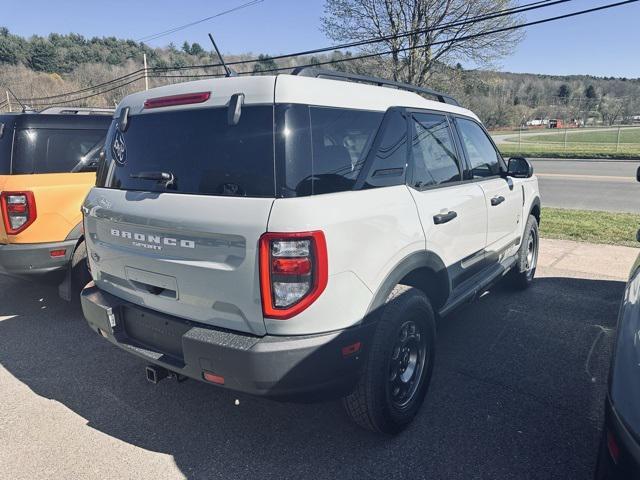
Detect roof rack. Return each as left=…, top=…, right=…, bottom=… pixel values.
left=291, top=67, right=460, bottom=107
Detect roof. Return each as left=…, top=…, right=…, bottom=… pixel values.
left=116, top=74, right=479, bottom=121
left=4, top=113, right=113, bottom=130
left=38, top=106, right=115, bottom=115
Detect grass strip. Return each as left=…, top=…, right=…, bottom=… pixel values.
left=540, top=207, right=640, bottom=248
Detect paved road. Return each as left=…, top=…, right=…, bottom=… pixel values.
left=0, top=238, right=631, bottom=480
left=531, top=158, right=640, bottom=212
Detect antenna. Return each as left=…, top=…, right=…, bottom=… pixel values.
left=208, top=33, right=237, bottom=77
left=4, top=86, right=28, bottom=112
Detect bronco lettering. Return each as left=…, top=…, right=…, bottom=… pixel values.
left=110, top=228, right=195, bottom=249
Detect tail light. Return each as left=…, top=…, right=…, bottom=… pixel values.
left=259, top=231, right=328, bottom=319
left=0, top=191, right=37, bottom=235
left=143, top=92, right=211, bottom=109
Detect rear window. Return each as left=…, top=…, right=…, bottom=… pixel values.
left=99, top=104, right=388, bottom=198
left=13, top=128, right=106, bottom=174
left=0, top=121, right=10, bottom=174
left=99, top=106, right=275, bottom=197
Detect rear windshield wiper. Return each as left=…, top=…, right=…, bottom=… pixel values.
left=129, top=171, right=175, bottom=187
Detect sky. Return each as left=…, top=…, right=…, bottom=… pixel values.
left=2, top=0, right=639, bottom=78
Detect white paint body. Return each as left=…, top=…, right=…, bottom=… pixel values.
left=85, top=74, right=540, bottom=336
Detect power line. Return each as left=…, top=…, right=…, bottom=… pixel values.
left=137, top=0, right=264, bottom=43
left=20, top=69, right=147, bottom=102
left=16, top=0, right=568, bottom=102
left=151, top=0, right=636, bottom=80
left=153, top=0, right=575, bottom=73
left=14, top=0, right=638, bottom=108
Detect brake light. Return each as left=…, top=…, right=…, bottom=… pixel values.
left=259, top=231, right=328, bottom=319
left=0, top=192, right=37, bottom=235
left=143, top=91, right=211, bottom=109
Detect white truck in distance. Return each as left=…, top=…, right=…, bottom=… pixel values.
left=80, top=68, right=541, bottom=434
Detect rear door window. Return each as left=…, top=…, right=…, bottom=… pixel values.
left=13, top=129, right=106, bottom=174
left=410, top=113, right=461, bottom=187
left=99, top=106, right=275, bottom=197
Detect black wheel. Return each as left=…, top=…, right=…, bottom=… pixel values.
left=70, top=241, right=91, bottom=303
left=343, top=285, right=436, bottom=434
left=509, top=214, right=539, bottom=290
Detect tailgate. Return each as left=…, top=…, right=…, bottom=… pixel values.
left=84, top=188, right=273, bottom=335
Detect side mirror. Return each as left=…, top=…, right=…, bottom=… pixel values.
left=507, top=157, right=534, bottom=178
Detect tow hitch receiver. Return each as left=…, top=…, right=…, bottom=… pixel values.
left=146, top=365, right=169, bottom=384
left=145, top=365, right=188, bottom=384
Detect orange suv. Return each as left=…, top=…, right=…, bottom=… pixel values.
left=0, top=107, right=112, bottom=299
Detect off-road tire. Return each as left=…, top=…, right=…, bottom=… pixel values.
left=343, top=285, right=436, bottom=434
left=509, top=214, right=539, bottom=290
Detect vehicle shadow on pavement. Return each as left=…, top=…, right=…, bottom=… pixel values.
left=0, top=274, right=624, bottom=480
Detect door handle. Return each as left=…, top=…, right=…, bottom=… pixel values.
left=433, top=211, right=457, bottom=225
left=491, top=196, right=505, bottom=206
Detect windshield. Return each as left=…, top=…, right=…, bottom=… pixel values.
left=12, top=128, right=107, bottom=174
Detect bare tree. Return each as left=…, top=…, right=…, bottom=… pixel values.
left=321, top=0, right=524, bottom=85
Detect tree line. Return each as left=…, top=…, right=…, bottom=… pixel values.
left=0, top=27, right=638, bottom=127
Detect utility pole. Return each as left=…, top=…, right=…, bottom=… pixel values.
left=143, top=53, right=149, bottom=91
left=5, top=91, right=11, bottom=112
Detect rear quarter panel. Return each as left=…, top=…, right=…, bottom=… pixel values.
left=265, top=185, right=425, bottom=335
left=1, top=172, right=94, bottom=244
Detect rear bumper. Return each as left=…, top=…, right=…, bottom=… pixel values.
left=0, top=240, right=76, bottom=276
left=80, top=284, right=375, bottom=402
left=598, top=395, right=640, bottom=479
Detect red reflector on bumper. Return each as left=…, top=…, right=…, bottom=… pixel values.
left=203, top=371, right=225, bottom=385
left=341, top=342, right=361, bottom=357
left=607, top=430, right=620, bottom=464
left=49, top=249, right=66, bottom=258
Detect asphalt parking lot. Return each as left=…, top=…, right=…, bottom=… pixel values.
left=0, top=239, right=633, bottom=480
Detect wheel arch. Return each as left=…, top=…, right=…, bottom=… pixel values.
left=529, top=196, right=541, bottom=225
left=65, top=221, right=85, bottom=249
left=365, top=251, right=450, bottom=321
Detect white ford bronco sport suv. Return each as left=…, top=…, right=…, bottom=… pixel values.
left=80, top=68, right=540, bottom=434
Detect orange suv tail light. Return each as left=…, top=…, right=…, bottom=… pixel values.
left=259, top=231, right=328, bottom=320
left=1, top=191, right=37, bottom=235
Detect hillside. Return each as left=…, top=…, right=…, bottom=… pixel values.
left=1, top=29, right=639, bottom=128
